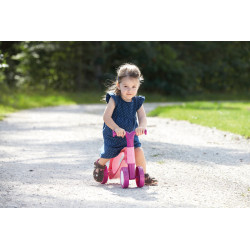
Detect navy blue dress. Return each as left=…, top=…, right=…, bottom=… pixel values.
left=100, top=92, right=145, bottom=159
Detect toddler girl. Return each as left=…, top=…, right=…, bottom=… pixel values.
left=93, top=63, right=158, bottom=186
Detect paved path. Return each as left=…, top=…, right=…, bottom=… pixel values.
left=0, top=103, right=249, bottom=207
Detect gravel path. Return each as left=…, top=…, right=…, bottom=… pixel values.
left=0, top=103, right=250, bottom=208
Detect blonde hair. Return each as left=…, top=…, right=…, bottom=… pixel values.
left=102, top=63, right=144, bottom=101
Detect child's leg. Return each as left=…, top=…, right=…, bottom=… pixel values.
left=135, top=147, right=158, bottom=186
left=134, top=147, right=146, bottom=173
left=98, top=158, right=110, bottom=166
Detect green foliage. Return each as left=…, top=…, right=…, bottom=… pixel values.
left=0, top=42, right=249, bottom=96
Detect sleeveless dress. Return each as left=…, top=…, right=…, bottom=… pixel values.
left=100, top=92, right=145, bottom=159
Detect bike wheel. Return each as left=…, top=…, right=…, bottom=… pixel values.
left=135, top=166, right=144, bottom=188
left=120, top=167, right=129, bottom=188
left=101, top=166, right=108, bottom=184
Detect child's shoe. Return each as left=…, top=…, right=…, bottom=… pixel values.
left=93, top=159, right=107, bottom=182
left=144, top=173, right=158, bottom=186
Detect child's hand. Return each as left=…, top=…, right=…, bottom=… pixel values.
left=114, top=127, right=126, bottom=138
left=135, top=127, right=146, bottom=136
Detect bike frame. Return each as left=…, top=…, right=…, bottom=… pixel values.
left=111, top=130, right=147, bottom=179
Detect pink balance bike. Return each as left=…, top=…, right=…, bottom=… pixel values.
left=101, top=130, right=147, bottom=188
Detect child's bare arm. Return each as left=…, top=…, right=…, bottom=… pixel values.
left=103, top=98, right=125, bottom=137
left=136, top=105, right=147, bottom=135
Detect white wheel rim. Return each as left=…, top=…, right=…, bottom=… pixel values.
left=121, top=171, right=124, bottom=185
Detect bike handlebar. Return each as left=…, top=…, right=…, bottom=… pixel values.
left=113, top=129, right=147, bottom=137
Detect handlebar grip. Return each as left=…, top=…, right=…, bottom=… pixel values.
left=113, top=129, right=147, bottom=137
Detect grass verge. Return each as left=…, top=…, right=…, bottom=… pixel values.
left=0, top=89, right=103, bottom=120
left=148, top=101, right=250, bottom=138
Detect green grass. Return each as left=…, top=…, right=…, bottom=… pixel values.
left=0, top=89, right=103, bottom=121
left=141, top=91, right=250, bottom=102
left=148, top=101, right=250, bottom=138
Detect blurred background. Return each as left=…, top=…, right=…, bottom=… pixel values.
left=1, top=41, right=249, bottom=97
left=0, top=41, right=249, bottom=137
